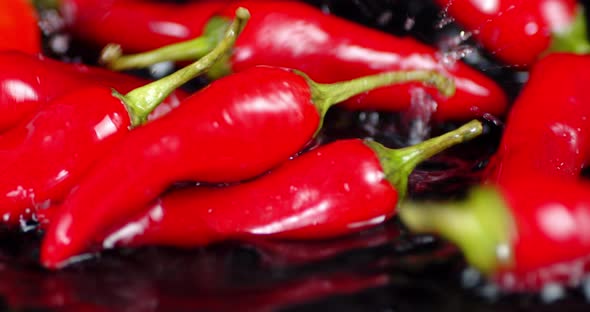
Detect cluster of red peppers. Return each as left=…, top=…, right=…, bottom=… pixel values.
left=2, top=0, right=590, bottom=295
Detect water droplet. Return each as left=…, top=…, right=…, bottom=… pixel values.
left=404, top=16, right=415, bottom=31
left=461, top=267, right=482, bottom=288
left=496, top=243, right=511, bottom=262
left=377, top=11, right=393, bottom=26
left=435, top=15, right=455, bottom=29
left=149, top=61, right=175, bottom=79
left=49, top=34, right=70, bottom=54
left=343, top=183, right=350, bottom=192
left=478, top=283, right=499, bottom=300
left=440, top=45, right=475, bottom=66
left=582, top=277, right=590, bottom=301
left=541, top=283, right=565, bottom=303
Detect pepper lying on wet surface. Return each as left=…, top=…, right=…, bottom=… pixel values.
left=73, top=0, right=508, bottom=122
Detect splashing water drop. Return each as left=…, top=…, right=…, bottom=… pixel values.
left=150, top=61, right=175, bottom=79
left=440, top=45, right=475, bottom=66
left=404, top=16, right=415, bottom=31
left=461, top=267, right=482, bottom=288
left=377, top=11, right=393, bottom=26
left=435, top=13, right=455, bottom=29
left=541, top=283, right=565, bottom=303
left=400, top=88, right=436, bottom=145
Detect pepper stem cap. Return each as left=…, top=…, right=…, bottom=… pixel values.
left=116, top=8, right=250, bottom=127
left=101, top=16, right=232, bottom=72
left=297, top=70, right=455, bottom=130
left=547, top=4, right=590, bottom=55
left=399, top=186, right=516, bottom=275
left=366, top=119, right=482, bottom=200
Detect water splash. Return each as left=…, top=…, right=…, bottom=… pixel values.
left=401, top=88, right=436, bottom=145
left=440, top=45, right=476, bottom=67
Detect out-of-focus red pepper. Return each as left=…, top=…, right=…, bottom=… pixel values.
left=485, top=53, right=590, bottom=184
left=436, top=0, right=589, bottom=66
left=0, top=51, right=187, bottom=132
left=0, top=0, right=40, bottom=54
left=40, top=63, right=458, bottom=268
left=61, top=0, right=227, bottom=51
left=400, top=176, right=590, bottom=291
left=67, top=0, right=507, bottom=121
left=64, top=123, right=479, bottom=251
left=0, top=9, right=248, bottom=228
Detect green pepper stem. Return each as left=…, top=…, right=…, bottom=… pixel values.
left=101, top=16, right=232, bottom=72
left=548, top=4, right=590, bottom=55
left=116, top=8, right=250, bottom=127
left=365, top=119, right=482, bottom=200
left=398, top=186, right=515, bottom=275
left=299, top=70, right=455, bottom=124
left=31, top=0, right=59, bottom=10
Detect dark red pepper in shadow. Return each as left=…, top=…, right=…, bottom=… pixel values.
left=0, top=8, right=250, bottom=228
left=0, top=51, right=187, bottom=132
left=0, top=0, right=40, bottom=54
left=436, top=0, right=590, bottom=66
left=485, top=53, right=590, bottom=184
left=72, top=0, right=507, bottom=122
left=41, top=65, right=458, bottom=268
left=60, top=0, right=227, bottom=53
left=40, top=121, right=481, bottom=266
left=400, top=175, right=590, bottom=291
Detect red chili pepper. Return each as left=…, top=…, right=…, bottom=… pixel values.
left=400, top=175, right=590, bottom=291
left=0, top=9, right=248, bottom=228
left=40, top=65, right=458, bottom=268
left=0, top=0, right=40, bottom=54
left=36, top=205, right=402, bottom=266
left=0, top=51, right=187, bottom=132
left=41, top=121, right=482, bottom=267
left=485, top=53, right=590, bottom=184
left=436, top=0, right=589, bottom=66
left=67, top=0, right=507, bottom=121
left=69, top=123, right=477, bottom=250
left=60, top=0, right=227, bottom=52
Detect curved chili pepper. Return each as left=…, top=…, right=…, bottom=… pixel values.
left=40, top=66, right=457, bottom=268
left=0, top=8, right=249, bottom=228
left=401, top=176, right=590, bottom=291
left=41, top=121, right=481, bottom=267
left=0, top=51, right=187, bottom=132
left=0, top=0, right=40, bottom=54
left=78, top=122, right=477, bottom=250
left=485, top=53, right=590, bottom=184
left=68, top=0, right=507, bottom=121
left=436, top=0, right=590, bottom=66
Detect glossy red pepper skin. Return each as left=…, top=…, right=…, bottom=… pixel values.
left=0, top=51, right=186, bottom=132
left=436, top=0, right=582, bottom=66
left=41, top=106, right=481, bottom=268
left=486, top=53, right=590, bottom=184
left=402, top=175, right=590, bottom=291
left=65, top=0, right=507, bottom=121
left=61, top=0, right=227, bottom=52
left=96, top=139, right=398, bottom=248
left=41, top=66, right=324, bottom=267
left=0, top=86, right=133, bottom=225
left=0, top=6, right=247, bottom=228
left=495, top=177, right=590, bottom=291
left=221, top=1, right=507, bottom=121
left=0, top=0, right=40, bottom=54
